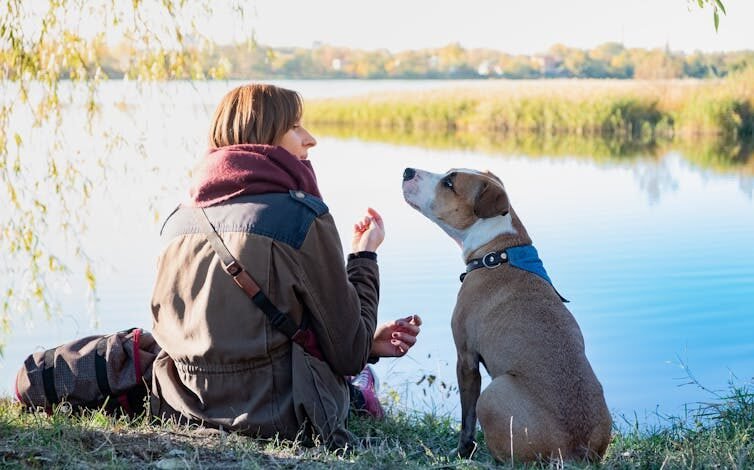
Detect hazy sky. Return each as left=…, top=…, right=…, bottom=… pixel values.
left=221, top=0, right=752, bottom=54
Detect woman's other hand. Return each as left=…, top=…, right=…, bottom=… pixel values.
left=370, top=314, right=422, bottom=358
left=351, top=207, right=385, bottom=253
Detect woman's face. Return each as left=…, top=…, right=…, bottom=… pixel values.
left=277, top=122, right=317, bottom=160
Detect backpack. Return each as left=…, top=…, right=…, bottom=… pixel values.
left=15, top=328, right=161, bottom=416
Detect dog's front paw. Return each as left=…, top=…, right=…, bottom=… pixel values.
left=456, top=439, right=478, bottom=459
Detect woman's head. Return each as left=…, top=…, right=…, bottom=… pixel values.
left=208, top=84, right=304, bottom=149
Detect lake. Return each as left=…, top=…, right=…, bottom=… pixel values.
left=1, top=80, right=753, bottom=427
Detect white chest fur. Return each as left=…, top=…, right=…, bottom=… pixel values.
left=461, top=214, right=516, bottom=260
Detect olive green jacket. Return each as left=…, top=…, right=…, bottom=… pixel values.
left=150, top=191, right=379, bottom=445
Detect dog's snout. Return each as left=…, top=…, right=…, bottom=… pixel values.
left=403, top=167, right=416, bottom=181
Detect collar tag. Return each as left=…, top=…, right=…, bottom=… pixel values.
left=481, top=251, right=507, bottom=268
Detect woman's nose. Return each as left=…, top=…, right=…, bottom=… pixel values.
left=304, top=130, right=317, bottom=147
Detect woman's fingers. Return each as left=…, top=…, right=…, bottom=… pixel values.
left=391, top=331, right=417, bottom=347
left=390, top=339, right=410, bottom=354
left=388, top=313, right=422, bottom=355
left=367, top=207, right=384, bottom=229
left=398, top=314, right=422, bottom=326
left=354, top=216, right=374, bottom=233
left=395, top=317, right=421, bottom=336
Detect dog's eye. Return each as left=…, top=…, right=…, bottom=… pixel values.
left=442, top=176, right=454, bottom=190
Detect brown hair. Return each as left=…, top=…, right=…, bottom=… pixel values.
left=208, top=84, right=302, bottom=148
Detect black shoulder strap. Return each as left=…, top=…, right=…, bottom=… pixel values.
left=94, top=338, right=113, bottom=398
left=192, top=207, right=301, bottom=339
left=42, top=348, right=59, bottom=405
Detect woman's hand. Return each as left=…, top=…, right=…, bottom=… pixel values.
left=351, top=207, right=385, bottom=253
left=370, top=315, right=422, bottom=358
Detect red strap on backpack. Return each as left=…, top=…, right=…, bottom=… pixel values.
left=133, top=328, right=142, bottom=383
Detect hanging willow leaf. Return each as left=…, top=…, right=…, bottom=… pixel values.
left=691, top=0, right=725, bottom=31
left=0, top=0, right=247, bottom=340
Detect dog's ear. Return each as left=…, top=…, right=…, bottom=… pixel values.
left=473, top=180, right=510, bottom=219
left=483, top=170, right=503, bottom=186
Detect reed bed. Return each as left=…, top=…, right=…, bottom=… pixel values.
left=305, top=76, right=754, bottom=140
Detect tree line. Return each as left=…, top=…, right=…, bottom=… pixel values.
left=87, top=41, right=754, bottom=81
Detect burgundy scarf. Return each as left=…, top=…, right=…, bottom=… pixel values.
left=187, top=144, right=322, bottom=208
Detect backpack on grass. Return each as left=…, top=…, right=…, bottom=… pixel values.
left=14, top=327, right=161, bottom=416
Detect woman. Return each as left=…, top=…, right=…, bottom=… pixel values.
left=149, top=84, right=421, bottom=446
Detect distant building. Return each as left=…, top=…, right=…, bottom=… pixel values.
left=533, top=55, right=562, bottom=76
left=477, top=61, right=504, bottom=77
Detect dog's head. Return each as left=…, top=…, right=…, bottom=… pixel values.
left=402, top=167, right=516, bottom=256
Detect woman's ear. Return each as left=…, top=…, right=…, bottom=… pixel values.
left=473, top=180, right=510, bottom=219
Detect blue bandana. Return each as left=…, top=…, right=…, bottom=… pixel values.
left=463, top=244, right=568, bottom=302
left=507, top=245, right=552, bottom=283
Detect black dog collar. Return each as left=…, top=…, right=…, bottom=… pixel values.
left=459, top=245, right=569, bottom=303
left=460, top=249, right=508, bottom=282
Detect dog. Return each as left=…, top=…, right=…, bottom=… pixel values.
left=401, top=167, right=611, bottom=463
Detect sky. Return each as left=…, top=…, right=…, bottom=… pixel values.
left=215, top=0, right=752, bottom=54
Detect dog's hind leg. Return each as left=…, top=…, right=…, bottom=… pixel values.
left=476, top=376, right=569, bottom=463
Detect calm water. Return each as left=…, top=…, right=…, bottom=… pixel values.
left=2, top=80, right=753, bottom=426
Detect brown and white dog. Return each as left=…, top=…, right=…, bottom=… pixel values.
left=402, top=167, right=611, bottom=463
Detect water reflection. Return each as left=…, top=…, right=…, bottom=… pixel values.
left=313, top=124, right=754, bottom=176
left=677, top=137, right=754, bottom=175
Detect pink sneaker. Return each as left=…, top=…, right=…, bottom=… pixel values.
left=351, top=365, right=384, bottom=419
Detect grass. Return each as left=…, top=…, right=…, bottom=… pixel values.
left=1, top=380, right=752, bottom=469
left=606, top=382, right=754, bottom=468
left=0, top=400, right=494, bottom=469
left=305, top=75, right=754, bottom=141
